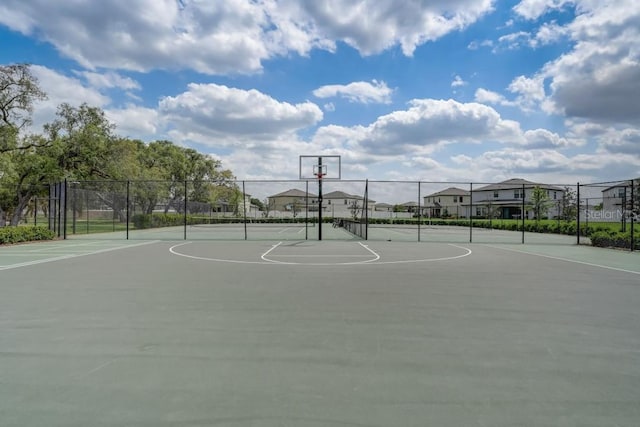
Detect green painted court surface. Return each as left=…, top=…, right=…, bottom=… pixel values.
left=1, top=235, right=639, bottom=426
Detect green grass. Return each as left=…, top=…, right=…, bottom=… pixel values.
left=65, top=219, right=127, bottom=235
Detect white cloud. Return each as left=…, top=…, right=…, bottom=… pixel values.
left=0, top=0, right=497, bottom=74
left=508, top=75, right=546, bottom=110
left=474, top=88, right=515, bottom=106
left=518, top=0, right=640, bottom=125
left=522, top=129, right=576, bottom=148
left=503, top=0, right=640, bottom=126
left=105, top=105, right=159, bottom=138
left=494, top=31, right=531, bottom=51
left=451, top=75, right=467, bottom=88
left=451, top=146, right=640, bottom=183
left=532, top=21, right=568, bottom=46
left=76, top=71, right=141, bottom=91
left=158, top=83, right=323, bottom=145
left=312, top=99, right=524, bottom=156
left=313, top=80, right=393, bottom=104
left=29, top=65, right=110, bottom=132
left=513, top=0, right=575, bottom=20
left=467, top=39, right=494, bottom=50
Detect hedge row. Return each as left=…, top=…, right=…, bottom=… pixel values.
left=589, top=230, right=640, bottom=250
left=131, top=213, right=320, bottom=229
left=0, top=226, right=56, bottom=245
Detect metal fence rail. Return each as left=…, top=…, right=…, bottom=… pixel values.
left=9, top=178, right=634, bottom=250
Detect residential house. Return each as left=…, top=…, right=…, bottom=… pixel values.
left=472, top=178, right=563, bottom=220
left=423, top=187, right=469, bottom=218
left=267, top=189, right=318, bottom=214
left=323, top=191, right=376, bottom=218
left=600, top=178, right=640, bottom=221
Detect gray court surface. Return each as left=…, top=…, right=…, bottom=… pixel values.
left=1, top=237, right=639, bottom=427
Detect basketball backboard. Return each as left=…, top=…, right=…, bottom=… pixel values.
left=299, top=155, right=341, bottom=180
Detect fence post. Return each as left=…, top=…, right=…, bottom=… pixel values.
left=576, top=183, right=580, bottom=245
left=63, top=179, right=68, bottom=240
left=305, top=180, right=309, bottom=240
left=631, top=179, right=635, bottom=252
left=521, top=183, right=525, bottom=244
left=242, top=181, right=247, bottom=241
left=126, top=180, right=130, bottom=240
left=184, top=180, right=188, bottom=240
left=417, top=181, right=421, bottom=242
left=469, top=182, right=473, bottom=243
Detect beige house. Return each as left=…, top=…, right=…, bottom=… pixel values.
left=472, top=178, right=563, bottom=219
left=323, top=191, right=375, bottom=218
left=268, top=189, right=318, bottom=213
left=423, top=187, right=469, bottom=218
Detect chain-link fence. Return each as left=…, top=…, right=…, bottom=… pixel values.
left=27, top=178, right=636, bottom=250
left=579, top=179, right=638, bottom=249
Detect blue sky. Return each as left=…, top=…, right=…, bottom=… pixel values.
left=1, top=0, right=639, bottom=187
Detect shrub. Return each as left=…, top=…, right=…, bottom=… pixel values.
left=0, top=226, right=56, bottom=245
left=590, top=230, right=639, bottom=249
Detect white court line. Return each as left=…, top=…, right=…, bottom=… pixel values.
left=368, top=244, right=472, bottom=265
left=169, top=242, right=275, bottom=264
left=0, top=240, right=160, bottom=271
left=485, top=244, right=640, bottom=276
left=169, top=241, right=472, bottom=266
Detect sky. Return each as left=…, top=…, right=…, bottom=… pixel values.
left=1, top=0, right=639, bottom=188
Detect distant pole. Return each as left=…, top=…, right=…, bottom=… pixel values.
left=184, top=180, right=188, bottom=240
left=126, top=180, right=130, bottom=240
left=469, top=182, right=473, bottom=243
left=318, top=156, right=323, bottom=241
left=305, top=180, right=309, bottom=240
left=63, top=179, right=68, bottom=240
left=417, top=181, right=421, bottom=242
left=630, top=180, right=635, bottom=252
left=243, top=181, right=248, bottom=241
left=521, top=183, right=525, bottom=244
left=576, top=183, right=580, bottom=245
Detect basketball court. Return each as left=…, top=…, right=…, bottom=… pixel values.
left=2, top=157, right=640, bottom=426
left=1, top=234, right=639, bottom=427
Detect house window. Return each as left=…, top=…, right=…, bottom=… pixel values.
left=618, top=188, right=626, bottom=198
left=453, top=196, right=457, bottom=203
left=553, top=191, right=557, bottom=200
left=459, top=196, right=464, bottom=203
left=476, top=207, right=482, bottom=216
left=493, top=191, right=499, bottom=198
left=344, top=200, right=348, bottom=205
left=514, top=189, right=523, bottom=199
left=328, top=200, right=331, bottom=205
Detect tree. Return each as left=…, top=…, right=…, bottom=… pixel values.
left=559, top=186, right=577, bottom=221
left=530, top=186, right=551, bottom=222
left=45, top=103, right=116, bottom=180
left=349, top=200, right=361, bottom=220
left=0, top=64, right=47, bottom=152
left=0, top=135, right=63, bottom=225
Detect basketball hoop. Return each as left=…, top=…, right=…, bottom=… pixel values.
left=313, top=164, right=327, bottom=180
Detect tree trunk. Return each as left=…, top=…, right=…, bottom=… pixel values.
left=10, top=194, right=32, bottom=226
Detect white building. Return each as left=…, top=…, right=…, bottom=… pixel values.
left=423, top=187, right=470, bottom=218
left=323, top=191, right=375, bottom=218
left=472, top=178, right=564, bottom=219
left=598, top=179, right=640, bottom=222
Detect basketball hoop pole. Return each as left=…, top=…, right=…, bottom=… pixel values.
left=318, top=156, right=323, bottom=240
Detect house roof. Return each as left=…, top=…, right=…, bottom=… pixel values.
left=474, top=178, right=563, bottom=192
left=375, top=203, right=393, bottom=208
left=323, top=191, right=376, bottom=203
left=324, top=190, right=359, bottom=199
left=425, top=187, right=469, bottom=197
left=401, top=201, right=419, bottom=207
left=600, top=178, right=640, bottom=192
left=269, top=188, right=317, bottom=198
